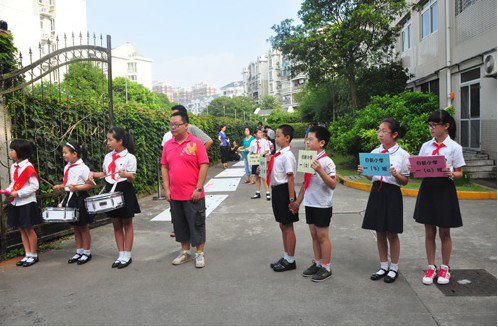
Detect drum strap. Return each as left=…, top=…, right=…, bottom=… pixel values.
left=58, top=191, right=74, bottom=208
left=98, top=181, right=119, bottom=195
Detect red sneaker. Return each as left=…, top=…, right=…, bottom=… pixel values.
left=437, top=266, right=451, bottom=285
left=422, top=265, right=437, bottom=285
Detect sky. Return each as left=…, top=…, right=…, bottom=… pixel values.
left=87, top=0, right=303, bottom=89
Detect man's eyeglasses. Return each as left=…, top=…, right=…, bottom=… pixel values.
left=169, top=123, right=186, bottom=128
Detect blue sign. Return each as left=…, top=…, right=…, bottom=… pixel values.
left=359, top=153, right=391, bottom=176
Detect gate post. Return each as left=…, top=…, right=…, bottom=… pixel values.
left=106, top=35, right=114, bottom=126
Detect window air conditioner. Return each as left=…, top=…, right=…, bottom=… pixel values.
left=484, top=52, right=497, bottom=77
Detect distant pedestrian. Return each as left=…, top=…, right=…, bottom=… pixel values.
left=239, top=127, right=254, bottom=184
left=357, top=118, right=409, bottom=283
left=218, top=124, right=230, bottom=169
left=162, top=111, right=209, bottom=268
left=249, top=129, right=270, bottom=200
left=411, top=110, right=465, bottom=286
left=265, top=125, right=276, bottom=154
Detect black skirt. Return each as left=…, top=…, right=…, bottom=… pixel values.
left=104, top=181, right=141, bottom=219
left=414, top=177, right=462, bottom=228
left=220, top=145, right=230, bottom=164
left=61, top=191, right=94, bottom=226
left=362, top=181, right=403, bottom=233
left=7, top=201, right=42, bottom=228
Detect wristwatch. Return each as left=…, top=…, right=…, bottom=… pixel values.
left=289, top=198, right=296, bottom=202
left=196, top=188, right=203, bottom=192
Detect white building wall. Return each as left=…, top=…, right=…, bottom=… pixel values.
left=111, top=43, right=153, bottom=90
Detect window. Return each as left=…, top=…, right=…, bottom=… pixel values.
left=40, top=18, right=43, bottom=29
left=420, top=78, right=439, bottom=98
left=460, top=68, right=480, bottom=148
left=401, top=19, right=412, bottom=51
left=421, top=0, right=438, bottom=38
left=456, top=0, right=478, bottom=15
left=127, top=62, right=137, bottom=73
left=128, top=75, right=137, bottom=81
left=50, top=19, right=55, bottom=31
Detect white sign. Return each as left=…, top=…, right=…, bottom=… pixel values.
left=215, top=168, right=247, bottom=178
left=297, top=150, right=318, bottom=173
left=259, top=156, right=268, bottom=179
left=204, top=178, right=240, bottom=192
left=151, top=194, right=229, bottom=221
left=248, top=154, right=260, bottom=166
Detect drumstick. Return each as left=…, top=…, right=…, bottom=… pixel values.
left=40, top=177, right=55, bottom=187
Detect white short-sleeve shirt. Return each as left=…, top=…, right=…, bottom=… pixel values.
left=6, top=159, right=39, bottom=206
left=102, top=149, right=137, bottom=184
left=370, top=144, right=410, bottom=187
left=271, top=146, right=297, bottom=186
left=63, top=159, right=90, bottom=190
left=303, top=151, right=336, bottom=208
left=249, top=138, right=270, bottom=155
left=418, top=136, right=466, bottom=172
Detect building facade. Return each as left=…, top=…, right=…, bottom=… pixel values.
left=0, top=0, right=87, bottom=64
left=220, top=81, right=244, bottom=98
left=396, top=0, right=496, bottom=160
left=242, top=54, right=269, bottom=99
left=152, top=81, right=174, bottom=101
left=112, top=42, right=153, bottom=90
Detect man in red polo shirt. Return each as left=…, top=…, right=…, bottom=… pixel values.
left=161, top=111, right=209, bottom=268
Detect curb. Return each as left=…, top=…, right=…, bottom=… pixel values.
left=336, top=174, right=497, bottom=200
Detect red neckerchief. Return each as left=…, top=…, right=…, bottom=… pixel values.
left=256, top=140, right=261, bottom=154
left=63, top=163, right=80, bottom=186
left=432, top=142, right=446, bottom=155
left=303, top=152, right=328, bottom=190
left=10, top=165, right=39, bottom=202
left=266, top=151, right=281, bottom=187
left=108, top=152, right=121, bottom=180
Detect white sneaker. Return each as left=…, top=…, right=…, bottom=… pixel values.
left=195, top=252, right=205, bottom=268
left=437, top=266, right=451, bottom=285
left=422, top=265, right=437, bottom=285
left=172, top=251, right=191, bottom=265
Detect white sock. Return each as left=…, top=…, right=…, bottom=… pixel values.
left=25, top=257, right=35, bottom=263
left=440, top=264, right=449, bottom=271
left=427, top=264, right=436, bottom=270
left=76, top=248, right=84, bottom=255
left=284, top=253, right=295, bottom=263
left=117, top=251, right=125, bottom=261
left=26, top=252, right=32, bottom=257
left=31, top=253, right=38, bottom=258
left=322, top=263, right=331, bottom=272
left=390, top=263, right=399, bottom=272
left=313, top=259, right=321, bottom=266
left=83, top=249, right=91, bottom=256
left=123, top=251, right=132, bottom=262
left=380, top=261, right=389, bottom=271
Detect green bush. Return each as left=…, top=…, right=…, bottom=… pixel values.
left=329, top=91, right=440, bottom=159
left=266, top=109, right=302, bottom=125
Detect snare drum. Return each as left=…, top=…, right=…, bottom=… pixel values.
left=85, top=191, right=124, bottom=214
left=43, top=207, right=79, bottom=223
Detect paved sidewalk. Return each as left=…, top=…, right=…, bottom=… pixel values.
left=0, top=139, right=496, bottom=325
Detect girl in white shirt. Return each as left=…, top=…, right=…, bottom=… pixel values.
left=6, top=139, right=42, bottom=267
left=357, top=118, right=410, bottom=283
left=52, top=140, right=95, bottom=265
left=90, top=127, right=140, bottom=269
left=412, top=110, right=465, bottom=286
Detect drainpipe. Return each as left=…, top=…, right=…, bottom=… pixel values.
left=445, top=0, right=452, bottom=108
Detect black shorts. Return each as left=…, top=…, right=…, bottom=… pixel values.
left=170, top=198, right=206, bottom=247
left=271, top=183, right=298, bottom=225
left=251, top=165, right=259, bottom=176
left=305, top=206, right=333, bottom=227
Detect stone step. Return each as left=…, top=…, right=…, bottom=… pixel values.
left=464, top=153, right=490, bottom=160
left=466, top=171, right=497, bottom=179
left=465, top=159, right=496, bottom=166
left=464, top=165, right=496, bottom=173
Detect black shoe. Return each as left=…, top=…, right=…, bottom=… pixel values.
left=16, top=259, right=26, bottom=266
left=302, top=262, right=320, bottom=277
left=117, top=258, right=132, bottom=269
left=23, top=257, right=39, bottom=267
left=311, top=266, right=332, bottom=282
left=270, top=257, right=284, bottom=269
left=251, top=193, right=261, bottom=199
left=77, top=254, right=92, bottom=265
left=266, top=193, right=271, bottom=201
left=370, top=268, right=387, bottom=280
left=273, top=259, right=296, bottom=272
left=112, top=260, right=120, bottom=268
left=68, top=253, right=82, bottom=264
left=384, top=269, right=399, bottom=283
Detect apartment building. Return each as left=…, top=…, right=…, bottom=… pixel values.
left=242, top=54, right=269, bottom=99
left=396, top=0, right=496, bottom=160
left=112, top=42, right=153, bottom=90
left=220, top=81, right=244, bottom=98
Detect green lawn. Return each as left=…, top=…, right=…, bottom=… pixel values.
left=331, top=153, right=495, bottom=193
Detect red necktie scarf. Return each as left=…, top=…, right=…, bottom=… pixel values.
left=266, top=151, right=281, bottom=187
left=303, top=152, right=328, bottom=190
left=63, top=163, right=80, bottom=186
left=108, top=152, right=120, bottom=180
left=13, top=164, right=19, bottom=181
left=256, top=140, right=261, bottom=154
left=432, top=142, right=446, bottom=155
left=378, top=149, right=389, bottom=190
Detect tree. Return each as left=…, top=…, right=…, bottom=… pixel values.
left=270, top=0, right=406, bottom=111
left=113, top=77, right=170, bottom=111
left=206, top=96, right=255, bottom=118
left=256, top=95, right=282, bottom=111
left=62, top=62, right=107, bottom=100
